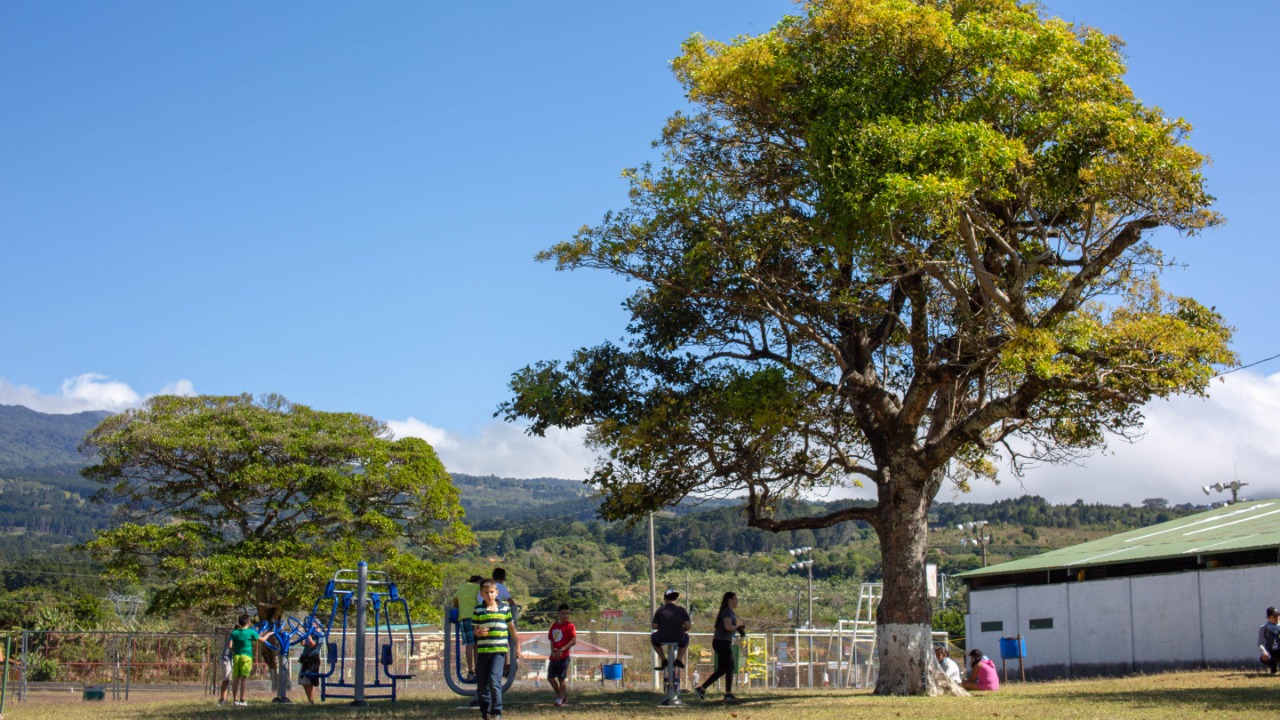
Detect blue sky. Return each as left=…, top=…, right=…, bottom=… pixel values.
left=2, top=1, right=1277, bottom=504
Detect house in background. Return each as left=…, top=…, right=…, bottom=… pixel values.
left=516, top=632, right=633, bottom=681
left=957, top=499, right=1280, bottom=679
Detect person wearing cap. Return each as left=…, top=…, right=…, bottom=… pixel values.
left=934, top=645, right=961, bottom=684
left=1258, top=606, right=1280, bottom=674
left=650, top=588, right=691, bottom=670
left=961, top=648, right=999, bottom=691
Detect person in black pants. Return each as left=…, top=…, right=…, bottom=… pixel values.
left=695, top=591, right=746, bottom=702
left=1259, top=606, right=1280, bottom=675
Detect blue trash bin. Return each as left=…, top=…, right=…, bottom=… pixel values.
left=999, top=636, right=1026, bottom=660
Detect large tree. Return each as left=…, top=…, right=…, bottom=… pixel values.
left=500, top=0, right=1234, bottom=696
left=82, top=394, right=471, bottom=617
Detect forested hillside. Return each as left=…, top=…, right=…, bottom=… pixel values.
left=0, top=404, right=106, bottom=478
left=0, top=404, right=1211, bottom=638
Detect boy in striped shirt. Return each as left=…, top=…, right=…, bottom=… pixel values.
left=474, top=578, right=521, bottom=720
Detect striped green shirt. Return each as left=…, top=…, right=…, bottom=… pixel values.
left=473, top=602, right=513, bottom=654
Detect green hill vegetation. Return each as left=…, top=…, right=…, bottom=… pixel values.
left=0, top=404, right=1208, bottom=641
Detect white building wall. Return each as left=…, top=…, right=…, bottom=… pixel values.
left=967, top=563, right=1280, bottom=679
left=1200, top=565, right=1280, bottom=662
left=1015, top=584, right=1070, bottom=674
left=965, top=586, right=1018, bottom=665
left=1130, top=573, right=1202, bottom=670
left=1066, top=577, right=1134, bottom=675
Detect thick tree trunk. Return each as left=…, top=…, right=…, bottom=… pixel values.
left=872, top=477, right=968, bottom=696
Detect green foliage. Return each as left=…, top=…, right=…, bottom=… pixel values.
left=26, top=656, right=59, bottom=681
left=80, top=394, right=471, bottom=615
left=932, top=607, right=965, bottom=638
left=503, top=1, right=1233, bottom=692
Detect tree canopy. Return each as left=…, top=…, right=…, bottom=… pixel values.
left=82, top=393, right=471, bottom=616
left=501, top=0, right=1233, bottom=695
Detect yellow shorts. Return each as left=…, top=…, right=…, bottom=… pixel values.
left=232, top=654, right=254, bottom=678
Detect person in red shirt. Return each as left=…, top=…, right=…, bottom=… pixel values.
left=547, top=604, right=578, bottom=706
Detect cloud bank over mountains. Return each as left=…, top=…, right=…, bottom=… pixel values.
left=0, top=374, right=196, bottom=414
left=4, top=371, right=1277, bottom=505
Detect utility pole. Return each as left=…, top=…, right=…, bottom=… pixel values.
left=648, top=512, right=658, bottom=690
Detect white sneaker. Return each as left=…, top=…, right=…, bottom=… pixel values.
left=236, top=700, right=246, bottom=706
left=554, top=698, right=563, bottom=706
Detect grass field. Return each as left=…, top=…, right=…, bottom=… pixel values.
left=3, top=670, right=1276, bottom=720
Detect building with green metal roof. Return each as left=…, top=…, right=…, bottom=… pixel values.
left=955, top=500, right=1280, bottom=679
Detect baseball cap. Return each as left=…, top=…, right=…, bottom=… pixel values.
left=664, top=588, right=680, bottom=598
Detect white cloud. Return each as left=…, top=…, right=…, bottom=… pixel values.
left=0, top=374, right=197, bottom=414
left=388, top=419, right=596, bottom=480
left=386, top=417, right=456, bottom=450
left=939, top=370, right=1280, bottom=506
left=158, top=379, right=197, bottom=397
left=394, top=370, right=1280, bottom=506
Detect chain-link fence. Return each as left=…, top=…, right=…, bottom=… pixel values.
left=7, top=626, right=954, bottom=703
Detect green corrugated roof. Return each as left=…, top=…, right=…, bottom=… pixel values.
left=956, top=499, right=1280, bottom=579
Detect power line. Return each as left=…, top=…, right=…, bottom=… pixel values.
left=1215, top=352, right=1280, bottom=377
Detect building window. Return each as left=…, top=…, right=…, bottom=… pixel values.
left=980, top=621, right=1003, bottom=633
left=1029, top=618, right=1053, bottom=630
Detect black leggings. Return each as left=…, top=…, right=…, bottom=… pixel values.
left=700, top=639, right=735, bottom=693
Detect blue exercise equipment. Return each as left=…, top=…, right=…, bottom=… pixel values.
left=442, top=600, right=520, bottom=697
left=304, top=563, right=418, bottom=704
left=253, top=611, right=325, bottom=703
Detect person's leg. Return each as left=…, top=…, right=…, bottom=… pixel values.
left=219, top=677, right=230, bottom=702
left=462, top=619, right=476, bottom=676
left=699, top=640, right=730, bottom=693
left=723, top=644, right=735, bottom=696
left=676, top=634, right=689, bottom=667
left=488, top=653, right=507, bottom=717
left=476, top=653, right=494, bottom=717
left=651, top=633, right=667, bottom=667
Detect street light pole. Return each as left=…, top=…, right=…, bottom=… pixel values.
left=806, top=562, right=814, bottom=629
left=959, top=521, right=991, bottom=567
left=788, top=546, right=815, bottom=628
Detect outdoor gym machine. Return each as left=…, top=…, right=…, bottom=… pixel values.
left=442, top=600, right=520, bottom=698
left=306, top=561, right=417, bottom=705
left=658, top=642, right=683, bottom=706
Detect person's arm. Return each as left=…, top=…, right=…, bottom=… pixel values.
left=564, top=625, right=577, bottom=652
left=1261, top=625, right=1271, bottom=655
